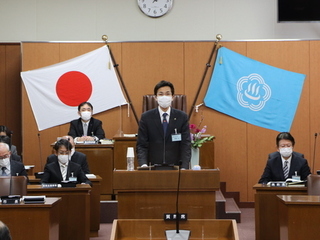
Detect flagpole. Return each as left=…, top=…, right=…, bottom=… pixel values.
left=102, top=35, right=139, bottom=126
left=188, top=34, right=222, bottom=120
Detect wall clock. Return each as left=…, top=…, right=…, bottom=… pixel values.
left=137, top=0, right=173, bottom=18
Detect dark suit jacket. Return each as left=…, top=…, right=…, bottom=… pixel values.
left=10, top=145, right=17, bottom=155
left=10, top=160, right=28, bottom=178
left=268, top=151, right=304, bottom=159
left=10, top=153, right=21, bottom=162
left=258, top=152, right=311, bottom=183
left=46, top=152, right=90, bottom=174
left=68, top=117, right=105, bottom=140
left=136, top=108, right=191, bottom=169
left=41, top=161, right=91, bottom=186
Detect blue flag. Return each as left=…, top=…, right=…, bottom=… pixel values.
left=204, top=47, right=305, bottom=132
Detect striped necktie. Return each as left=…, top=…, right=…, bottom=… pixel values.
left=83, top=123, right=88, bottom=136
left=61, top=164, right=67, bottom=181
left=283, top=160, right=289, bottom=179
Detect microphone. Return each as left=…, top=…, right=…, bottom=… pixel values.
left=9, top=173, right=12, bottom=195
left=165, top=165, right=190, bottom=240
left=313, top=132, right=318, bottom=174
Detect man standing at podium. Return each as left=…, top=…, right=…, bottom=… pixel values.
left=136, top=80, right=191, bottom=169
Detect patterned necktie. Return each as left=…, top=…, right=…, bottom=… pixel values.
left=1, top=167, right=7, bottom=176
left=162, top=113, right=168, bottom=134
left=61, top=165, right=67, bottom=181
left=83, top=123, right=88, bottom=136
left=283, top=160, right=289, bottom=179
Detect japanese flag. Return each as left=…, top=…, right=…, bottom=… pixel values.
left=21, top=46, right=127, bottom=131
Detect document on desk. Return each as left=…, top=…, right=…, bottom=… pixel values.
left=86, top=174, right=96, bottom=178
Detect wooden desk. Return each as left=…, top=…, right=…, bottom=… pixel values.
left=28, top=175, right=102, bottom=237
left=113, top=136, right=215, bottom=169
left=114, top=169, right=220, bottom=219
left=278, top=195, right=320, bottom=240
left=0, top=197, right=60, bottom=240
left=253, top=184, right=307, bottom=240
left=111, top=219, right=239, bottom=240
left=25, top=164, right=35, bottom=176
left=27, top=185, right=91, bottom=240
left=75, top=144, right=113, bottom=199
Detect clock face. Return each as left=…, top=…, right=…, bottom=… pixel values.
left=137, top=0, right=173, bottom=18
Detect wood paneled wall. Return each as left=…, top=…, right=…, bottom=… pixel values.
left=21, top=40, right=319, bottom=202
left=0, top=43, right=22, bottom=155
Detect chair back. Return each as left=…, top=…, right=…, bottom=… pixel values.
left=0, top=176, right=27, bottom=196
left=142, top=94, right=187, bottom=113
left=307, top=174, right=320, bottom=195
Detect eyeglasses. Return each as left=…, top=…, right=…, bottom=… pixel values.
left=0, top=154, right=10, bottom=159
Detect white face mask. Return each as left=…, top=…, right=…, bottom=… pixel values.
left=0, top=157, right=10, bottom=167
left=279, top=147, right=292, bottom=158
left=157, top=96, right=172, bottom=109
left=58, top=155, right=69, bottom=165
left=81, top=111, right=92, bottom=121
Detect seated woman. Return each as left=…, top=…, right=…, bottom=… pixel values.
left=41, top=139, right=91, bottom=186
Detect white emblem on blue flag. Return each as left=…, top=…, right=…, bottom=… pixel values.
left=237, top=73, right=271, bottom=111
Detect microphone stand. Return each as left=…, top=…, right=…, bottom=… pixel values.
left=38, top=133, right=43, bottom=171
left=9, top=173, right=13, bottom=196
left=163, top=131, right=166, bottom=164
left=165, top=167, right=190, bottom=240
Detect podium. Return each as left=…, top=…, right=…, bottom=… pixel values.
left=113, top=136, right=215, bottom=169
left=253, top=184, right=307, bottom=240
left=111, top=219, right=239, bottom=240
left=74, top=144, right=113, bottom=198
left=113, top=169, right=220, bottom=219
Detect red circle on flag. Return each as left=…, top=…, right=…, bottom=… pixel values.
left=56, top=71, right=92, bottom=106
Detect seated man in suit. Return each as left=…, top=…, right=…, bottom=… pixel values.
left=41, top=139, right=92, bottom=186
left=0, top=125, right=17, bottom=155
left=0, top=143, right=27, bottom=177
left=259, top=132, right=311, bottom=184
left=136, top=80, right=191, bottom=169
left=68, top=102, right=105, bottom=143
left=47, top=135, right=90, bottom=174
left=0, top=136, right=21, bottom=162
left=0, top=221, right=12, bottom=240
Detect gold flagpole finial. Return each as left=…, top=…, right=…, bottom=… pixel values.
left=216, top=34, right=222, bottom=42
left=102, top=35, right=108, bottom=42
